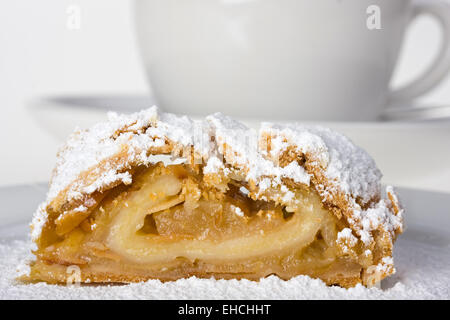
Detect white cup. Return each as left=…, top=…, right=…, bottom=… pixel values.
left=135, top=0, right=450, bottom=121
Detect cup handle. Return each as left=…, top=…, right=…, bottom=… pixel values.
left=388, top=0, right=450, bottom=107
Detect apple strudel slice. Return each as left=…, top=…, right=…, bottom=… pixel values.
left=25, top=107, right=403, bottom=288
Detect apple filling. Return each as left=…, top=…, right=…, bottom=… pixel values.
left=29, top=163, right=368, bottom=286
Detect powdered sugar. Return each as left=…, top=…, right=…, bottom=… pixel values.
left=47, top=109, right=157, bottom=202
left=239, top=186, right=249, bottom=195
left=72, top=205, right=88, bottom=213
left=352, top=189, right=403, bottom=245
left=83, top=171, right=133, bottom=194
left=260, top=123, right=381, bottom=204
left=44, top=108, right=209, bottom=207
left=337, top=228, right=358, bottom=253
left=204, top=156, right=226, bottom=174
left=232, top=205, right=245, bottom=217
left=30, top=203, right=47, bottom=243
left=377, top=257, right=395, bottom=273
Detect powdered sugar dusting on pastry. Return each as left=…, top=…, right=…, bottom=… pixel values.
left=345, top=186, right=403, bottom=246
left=260, top=123, right=381, bottom=204
left=206, top=113, right=311, bottom=186
left=30, top=203, right=47, bottom=241
left=231, top=205, right=245, bottom=217
left=337, top=228, right=358, bottom=252
left=203, top=156, right=226, bottom=174
left=46, top=108, right=159, bottom=202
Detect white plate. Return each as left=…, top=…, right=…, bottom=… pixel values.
left=0, top=184, right=449, bottom=299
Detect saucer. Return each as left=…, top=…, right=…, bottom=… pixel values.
left=27, top=95, right=450, bottom=194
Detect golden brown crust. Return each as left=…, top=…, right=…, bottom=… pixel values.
left=24, top=260, right=363, bottom=288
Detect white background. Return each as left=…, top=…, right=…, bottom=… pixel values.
left=1, top=0, right=450, bottom=189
